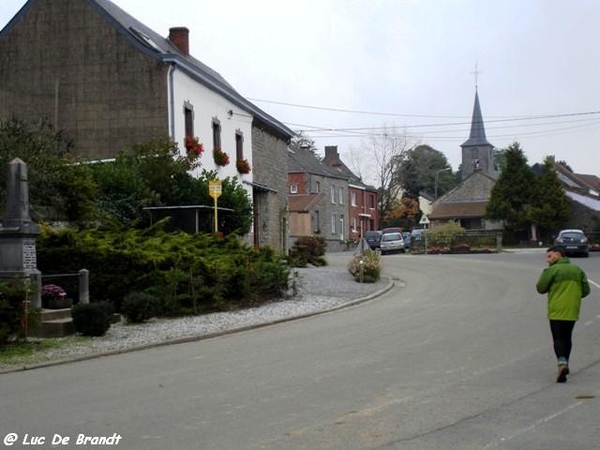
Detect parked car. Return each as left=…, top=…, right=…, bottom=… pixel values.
left=364, top=230, right=382, bottom=250
left=381, top=227, right=402, bottom=235
left=380, top=232, right=405, bottom=255
left=411, top=229, right=425, bottom=242
left=554, top=229, right=589, bottom=257
left=402, top=232, right=411, bottom=249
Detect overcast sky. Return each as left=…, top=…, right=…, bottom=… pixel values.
left=2, top=0, right=599, bottom=184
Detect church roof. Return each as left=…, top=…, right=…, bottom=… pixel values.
left=428, top=201, right=488, bottom=220
left=461, top=90, right=492, bottom=148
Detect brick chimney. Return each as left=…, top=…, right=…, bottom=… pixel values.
left=323, top=145, right=342, bottom=166
left=169, top=27, right=189, bottom=56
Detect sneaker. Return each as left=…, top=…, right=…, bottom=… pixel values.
left=556, top=364, right=568, bottom=383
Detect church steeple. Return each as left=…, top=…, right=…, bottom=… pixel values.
left=460, top=89, right=496, bottom=179
left=462, top=90, right=491, bottom=147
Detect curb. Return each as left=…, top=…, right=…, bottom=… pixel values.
left=0, top=278, right=396, bottom=375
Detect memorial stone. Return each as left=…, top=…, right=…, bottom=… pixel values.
left=0, top=158, right=42, bottom=307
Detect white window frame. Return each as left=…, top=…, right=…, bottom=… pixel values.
left=290, top=183, right=298, bottom=194
left=331, top=186, right=336, bottom=204
left=338, top=187, right=344, bottom=205
left=351, top=191, right=357, bottom=206
left=331, top=214, right=336, bottom=234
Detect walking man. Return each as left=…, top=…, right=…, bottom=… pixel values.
left=536, top=246, right=590, bottom=383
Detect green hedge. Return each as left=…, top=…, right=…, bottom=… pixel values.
left=36, top=220, right=290, bottom=316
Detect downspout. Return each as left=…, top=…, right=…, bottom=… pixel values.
left=168, top=63, right=176, bottom=138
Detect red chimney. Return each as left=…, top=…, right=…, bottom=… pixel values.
left=169, top=27, right=189, bottom=56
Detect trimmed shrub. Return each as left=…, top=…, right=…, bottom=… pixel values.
left=122, top=291, right=161, bottom=323
left=347, top=250, right=381, bottom=283
left=289, top=236, right=328, bottom=267
left=71, top=302, right=114, bottom=336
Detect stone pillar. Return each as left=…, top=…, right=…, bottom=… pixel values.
left=0, top=158, right=42, bottom=308
left=78, top=269, right=89, bottom=305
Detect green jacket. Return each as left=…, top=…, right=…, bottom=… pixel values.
left=536, top=257, right=590, bottom=320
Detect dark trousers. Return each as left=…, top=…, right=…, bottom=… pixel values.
left=549, top=320, right=576, bottom=362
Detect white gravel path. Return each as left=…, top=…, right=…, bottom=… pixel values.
left=1, top=264, right=392, bottom=372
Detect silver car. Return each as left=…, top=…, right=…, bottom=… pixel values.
left=380, top=232, right=405, bottom=255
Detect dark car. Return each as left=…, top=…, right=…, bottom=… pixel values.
left=402, top=232, right=411, bottom=249
left=554, top=229, right=589, bottom=257
left=364, top=230, right=382, bottom=250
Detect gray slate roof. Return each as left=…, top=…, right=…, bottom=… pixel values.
left=2, top=0, right=294, bottom=140
left=461, top=90, right=492, bottom=148
left=288, top=147, right=346, bottom=180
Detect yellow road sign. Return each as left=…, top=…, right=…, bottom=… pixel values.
left=209, top=180, right=222, bottom=199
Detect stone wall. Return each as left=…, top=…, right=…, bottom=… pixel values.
left=251, top=126, right=289, bottom=251
left=0, top=0, right=169, bottom=159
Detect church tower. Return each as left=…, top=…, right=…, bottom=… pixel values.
left=460, top=90, right=497, bottom=180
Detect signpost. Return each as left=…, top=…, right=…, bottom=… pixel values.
left=208, top=180, right=222, bottom=233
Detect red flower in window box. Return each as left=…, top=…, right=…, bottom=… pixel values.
left=213, top=147, right=230, bottom=166
left=184, top=136, right=204, bottom=158
left=236, top=158, right=251, bottom=174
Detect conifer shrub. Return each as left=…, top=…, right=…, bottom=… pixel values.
left=121, top=291, right=161, bottom=323
left=71, top=302, right=114, bottom=336
left=37, top=220, right=291, bottom=316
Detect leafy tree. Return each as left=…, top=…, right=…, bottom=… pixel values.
left=397, top=144, right=457, bottom=199
left=0, top=119, right=98, bottom=224
left=196, top=170, right=253, bottom=235
left=485, top=142, right=535, bottom=235
left=526, top=157, right=570, bottom=239
left=384, top=196, right=420, bottom=229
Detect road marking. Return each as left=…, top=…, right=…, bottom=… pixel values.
left=588, top=278, right=600, bottom=289
left=480, top=401, right=583, bottom=450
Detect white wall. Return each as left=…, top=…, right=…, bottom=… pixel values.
left=169, top=68, right=254, bottom=197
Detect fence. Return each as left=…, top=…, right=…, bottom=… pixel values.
left=411, top=231, right=502, bottom=253
left=36, top=269, right=89, bottom=305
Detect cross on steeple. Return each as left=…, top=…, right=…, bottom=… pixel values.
left=470, top=63, right=482, bottom=90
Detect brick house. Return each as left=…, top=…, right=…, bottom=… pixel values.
left=321, top=146, right=379, bottom=238
left=288, top=145, right=378, bottom=251
left=0, top=0, right=294, bottom=251
left=288, top=146, right=350, bottom=251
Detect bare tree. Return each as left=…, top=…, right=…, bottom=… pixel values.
left=348, top=125, right=411, bottom=226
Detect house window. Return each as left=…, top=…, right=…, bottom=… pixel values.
left=352, top=217, right=357, bottom=232
left=315, top=181, right=320, bottom=193
left=351, top=191, right=357, bottom=206
left=340, top=215, right=344, bottom=240
left=212, top=118, right=222, bottom=150
left=235, top=131, right=244, bottom=161
left=314, top=211, right=320, bottom=233
left=184, top=103, right=194, bottom=138
left=370, top=194, right=375, bottom=209
left=331, top=186, right=336, bottom=204
left=338, top=187, right=344, bottom=205
left=331, top=214, right=336, bottom=234
left=290, top=183, right=298, bottom=194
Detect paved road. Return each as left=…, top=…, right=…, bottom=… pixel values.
left=1, top=251, right=599, bottom=449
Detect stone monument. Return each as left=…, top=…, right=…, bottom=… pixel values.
left=0, top=158, right=42, bottom=307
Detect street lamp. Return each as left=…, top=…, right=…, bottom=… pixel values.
left=434, top=167, right=452, bottom=200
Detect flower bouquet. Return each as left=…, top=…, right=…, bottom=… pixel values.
left=236, top=158, right=251, bottom=174
left=184, top=136, right=204, bottom=158
left=42, top=284, right=72, bottom=309
left=213, top=147, right=230, bottom=166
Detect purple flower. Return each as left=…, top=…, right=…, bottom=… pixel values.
left=42, top=284, right=67, bottom=298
